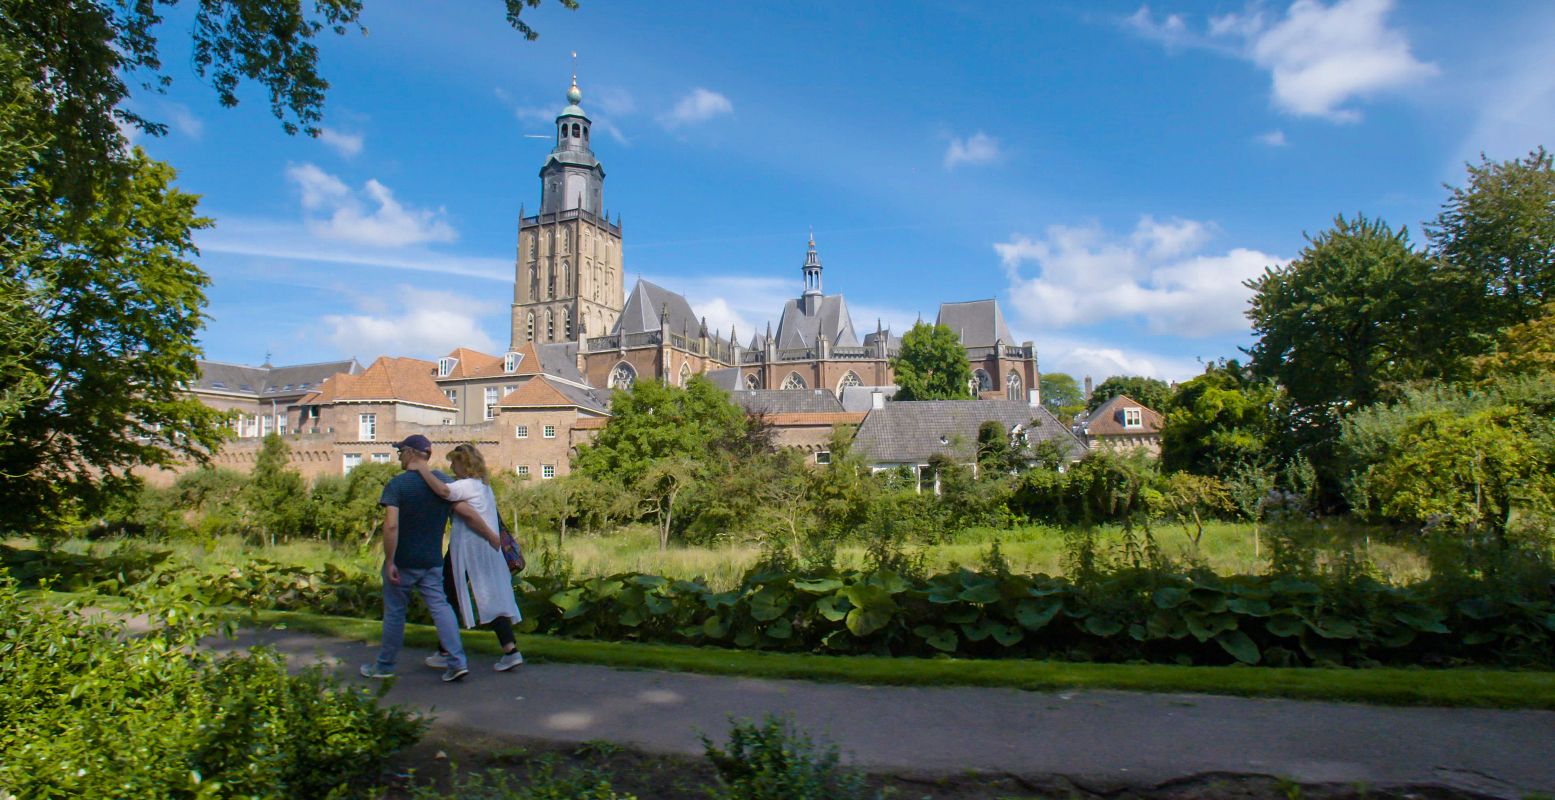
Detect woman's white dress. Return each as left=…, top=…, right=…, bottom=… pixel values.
left=445, top=478, right=522, bottom=628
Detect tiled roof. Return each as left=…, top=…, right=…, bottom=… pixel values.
left=313, top=357, right=453, bottom=409
left=194, top=359, right=360, bottom=399
left=732, top=389, right=845, bottom=415
left=573, top=416, right=609, bottom=430
left=499, top=375, right=611, bottom=413
left=851, top=400, right=1087, bottom=465
left=936, top=300, right=1014, bottom=347
left=763, top=411, right=868, bottom=427
left=703, top=367, right=743, bottom=392
left=1081, top=394, right=1164, bottom=437
left=439, top=347, right=505, bottom=379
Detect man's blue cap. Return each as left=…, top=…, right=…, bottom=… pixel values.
left=392, top=434, right=433, bottom=453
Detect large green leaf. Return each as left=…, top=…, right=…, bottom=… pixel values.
left=1185, top=611, right=1237, bottom=642
left=960, top=619, right=994, bottom=642
left=1082, top=616, right=1124, bottom=637
left=1308, top=618, right=1359, bottom=639
left=913, top=625, right=959, bottom=653
left=959, top=582, right=1001, bottom=604
left=701, top=615, right=730, bottom=639
left=1393, top=605, right=1449, bottom=634
left=1458, top=598, right=1500, bottom=621
left=990, top=623, right=1024, bottom=647
left=815, top=593, right=849, bottom=622
left=868, top=570, right=910, bottom=595
left=1152, top=587, right=1188, bottom=609
left=748, top=586, right=792, bottom=622
left=1189, top=587, right=1228, bottom=613
left=1266, top=614, right=1304, bottom=638
left=843, top=584, right=898, bottom=637
left=550, top=588, right=588, bottom=619
left=1215, top=630, right=1261, bottom=664
left=1014, top=598, right=1062, bottom=630
left=1146, top=609, right=1188, bottom=639
left=792, top=577, right=843, bottom=594
left=1227, top=597, right=1272, bottom=617
left=764, top=617, right=793, bottom=640
left=629, top=574, right=668, bottom=589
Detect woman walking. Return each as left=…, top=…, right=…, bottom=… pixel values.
left=415, top=444, right=525, bottom=671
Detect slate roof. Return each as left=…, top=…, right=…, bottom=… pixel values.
left=1080, top=394, right=1164, bottom=437
left=703, top=367, right=743, bottom=392
left=936, top=300, right=1014, bottom=348
left=614, top=279, right=709, bottom=339
left=862, top=329, right=900, bottom=351
left=305, top=357, right=453, bottom=409
left=838, top=385, right=898, bottom=412
left=537, top=341, right=589, bottom=385
left=194, top=359, right=360, bottom=399
left=773, top=294, right=860, bottom=349
left=851, top=400, right=1087, bottom=465
left=732, top=389, right=845, bottom=415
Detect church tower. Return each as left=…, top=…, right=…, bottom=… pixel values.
left=511, top=76, right=624, bottom=349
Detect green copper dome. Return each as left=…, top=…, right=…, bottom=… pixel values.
left=567, top=81, right=582, bottom=105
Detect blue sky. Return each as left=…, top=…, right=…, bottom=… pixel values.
left=129, top=0, right=1555, bottom=383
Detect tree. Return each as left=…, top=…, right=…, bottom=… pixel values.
left=1244, top=215, right=1468, bottom=502
left=1470, top=302, right=1555, bottom=380
left=892, top=322, right=972, bottom=401
left=575, top=376, right=750, bottom=485
left=1159, top=360, right=1280, bottom=477
left=1086, top=375, right=1172, bottom=414
left=1430, top=147, right=1555, bottom=332
left=241, top=434, right=310, bottom=545
left=1039, top=372, right=1085, bottom=419
left=0, top=151, right=230, bottom=530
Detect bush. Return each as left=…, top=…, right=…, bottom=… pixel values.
left=0, top=579, right=423, bottom=798
left=409, top=757, right=636, bottom=800
left=702, top=717, right=879, bottom=800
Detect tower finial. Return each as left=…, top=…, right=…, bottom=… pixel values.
left=566, top=54, right=582, bottom=105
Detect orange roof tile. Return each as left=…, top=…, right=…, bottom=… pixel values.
left=439, top=347, right=503, bottom=379
left=763, top=412, right=869, bottom=427
left=498, top=375, right=575, bottom=407
left=320, top=356, right=453, bottom=409
left=573, top=416, right=609, bottom=430
left=1083, top=394, right=1164, bottom=437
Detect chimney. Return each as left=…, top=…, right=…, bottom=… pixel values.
left=1083, top=375, right=1094, bottom=401
left=1028, top=388, right=1040, bottom=408
left=870, top=389, right=885, bottom=410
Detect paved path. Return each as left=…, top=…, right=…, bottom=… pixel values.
left=213, top=626, right=1555, bottom=798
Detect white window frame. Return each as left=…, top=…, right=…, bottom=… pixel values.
left=515, top=425, right=529, bottom=439
left=358, top=413, right=376, bottom=441
left=443, top=388, right=458, bottom=405
left=543, top=425, right=556, bottom=439
left=503, top=352, right=521, bottom=373
left=1124, top=408, right=1143, bottom=428
left=484, top=386, right=500, bottom=420
left=371, top=452, right=391, bottom=463
left=816, top=451, right=831, bottom=465
left=515, top=465, right=530, bottom=477
left=541, top=464, right=555, bottom=480
left=343, top=453, right=362, bottom=474
left=437, top=357, right=457, bottom=377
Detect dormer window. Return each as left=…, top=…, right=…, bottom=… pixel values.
left=438, top=357, right=457, bottom=377
left=1123, top=408, right=1143, bottom=428
left=503, top=352, right=522, bottom=373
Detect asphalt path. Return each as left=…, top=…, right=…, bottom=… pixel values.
left=211, top=626, right=1555, bottom=799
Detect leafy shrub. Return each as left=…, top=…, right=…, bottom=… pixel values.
left=0, top=579, right=423, bottom=798
left=409, top=757, right=636, bottom=800
left=702, top=717, right=878, bottom=800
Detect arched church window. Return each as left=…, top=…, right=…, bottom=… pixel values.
left=546, top=309, right=554, bottom=341
left=572, top=123, right=580, bottom=138
left=679, top=363, right=691, bottom=387
left=1006, top=371, right=1023, bottom=401
left=562, top=260, right=571, bottom=293
left=547, top=266, right=555, bottom=299
left=526, top=312, right=535, bottom=342
left=609, top=362, right=636, bottom=390
left=836, top=371, right=862, bottom=393
left=781, top=372, right=807, bottom=390
left=745, top=373, right=761, bottom=390
left=973, top=368, right=992, bottom=393
left=583, top=126, right=588, bottom=141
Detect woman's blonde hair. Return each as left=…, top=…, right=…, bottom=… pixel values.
left=447, top=443, right=490, bottom=483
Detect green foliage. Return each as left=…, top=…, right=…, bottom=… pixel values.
left=243, top=434, right=312, bottom=544
left=1086, top=375, right=1172, bottom=414
left=1039, top=372, right=1085, bottom=418
left=1430, top=147, right=1555, bottom=332
left=0, top=578, right=423, bottom=798
left=1160, top=360, right=1281, bottom=477
left=410, top=756, right=636, bottom=800
left=891, top=321, right=972, bottom=401
left=577, top=376, right=749, bottom=486
left=310, top=462, right=401, bottom=544
left=703, top=717, right=878, bottom=800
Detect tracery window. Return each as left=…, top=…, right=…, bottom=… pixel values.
left=781, top=372, right=807, bottom=390
left=836, top=371, right=862, bottom=393
left=745, top=373, right=761, bottom=390
left=1006, top=371, right=1023, bottom=401
left=973, top=368, right=992, bottom=393
left=679, top=363, right=692, bottom=387
left=609, top=362, right=637, bottom=390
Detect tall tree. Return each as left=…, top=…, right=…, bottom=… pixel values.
left=892, top=322, right=972, bottom=401
left=1039, top=372, right=1085, bottom=419
left=1159, top=360, right=1280, bottom=477
left=1245, top=216, right=1464, bottom=478
left=1430, top=147, right=1555, bottom=332
left=575, top=376, right=749, bottom=486
left=1086, top=375, right=1172, bottom=414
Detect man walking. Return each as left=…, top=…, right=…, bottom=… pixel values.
left=360, top=434, right=473, bottom=683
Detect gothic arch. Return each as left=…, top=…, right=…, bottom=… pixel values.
left=1006, top=371, right=1023, bottom=401
left=744, top=373, right=761, bottom=390
left=545, top=309, right=554, bottom=341
left=562, top=259, right=571, bottom=294
left=836, top=370, right=862, bottom=394
left=973, top=368, right=992, bottom=393
left=781, top=372, right=807, bottom=390
left=609, top=361, right=637, bottom=390
left=679, top=362, right=692, bottom=387
left=526, top=312, right=535, bottom=342
left=563, top=307, right=573, bottom=339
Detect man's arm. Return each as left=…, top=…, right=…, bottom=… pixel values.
left=452, top=502, right=501, bottom=550
left=382, top=506, right=401, bottom=583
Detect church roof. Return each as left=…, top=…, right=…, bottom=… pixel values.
left=774, top=294, right=860, bottom=349
left=614, top=279, right=701, bottom=336
left=194, top=358, right=360, bottom=399
left=732, top=389, right=845, bottom=415
left=936, top=300, right=1014, bottom=347
left=851, top=400, right=1087, bottom=465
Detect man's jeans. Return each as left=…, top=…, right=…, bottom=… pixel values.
left=375, top=565, right=467, bottom=672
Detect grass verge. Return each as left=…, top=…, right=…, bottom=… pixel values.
left=36, top=589, right=1555, bottom=710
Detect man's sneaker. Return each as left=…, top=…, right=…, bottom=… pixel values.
left=494, top=650, right=525, bottom=672
left=359, top=663, right=395, bottom=679
left=424, top=653, right=450, bottom=669
left=441, top=665, right=470, bottom=683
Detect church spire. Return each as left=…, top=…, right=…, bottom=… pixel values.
left=802, top=234, right=822, bottom=297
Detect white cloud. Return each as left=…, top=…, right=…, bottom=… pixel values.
left=1037, top=333, right=1208, bottom=384
left=318, top=127, right=364, bottom=157
left=196, top=216, right=509, bottom=282
left=285, top=163, right=457, bottom=247
left=1126, top=0, right=1437, bottom=122
left=324, top=287, right=500, bottom=359
left=996, top=216, right=1283, bottom=337
left=1451, top=20, right=1555, bottom=170
left=1256, top=129, right=1288, bottom=147
left=943, top=132, right=1003, bottom=170
left=168, top=104, right=204, bottom=139
left=659, top=88, right=733, bottom=129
